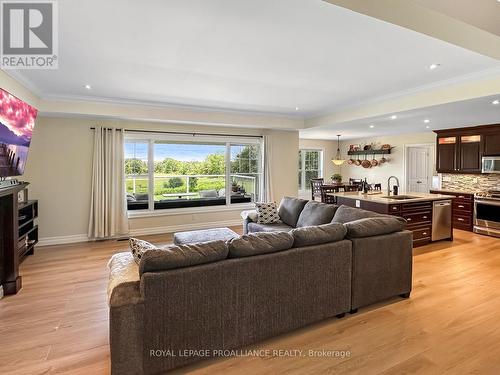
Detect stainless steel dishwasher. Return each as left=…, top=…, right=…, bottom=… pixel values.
left=432, top=200, right=452, bottom=241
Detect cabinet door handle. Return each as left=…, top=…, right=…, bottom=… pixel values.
left=458, top=205, right=464, bottom=208
left=458, top=218, right=464, bottom=221
left=458, top=196, right=464, bottom=198
left=392, top=206, right=398, bottom=210
left=423, top=216, right=428, bottom=219
left=407, top=218, right=412, bottom=221
left=422, top=232, right=427, bottom=236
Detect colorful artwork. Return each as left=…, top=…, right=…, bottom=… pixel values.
left=0, top=88, right=38, bottom=177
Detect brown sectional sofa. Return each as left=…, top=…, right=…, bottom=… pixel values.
left=109, top=197, right=413, bottom=374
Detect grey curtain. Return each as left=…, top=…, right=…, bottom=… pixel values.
left=88, top=127, right=129, bottom=239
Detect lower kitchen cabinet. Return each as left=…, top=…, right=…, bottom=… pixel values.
left=430, top=190, right=474, bottom=232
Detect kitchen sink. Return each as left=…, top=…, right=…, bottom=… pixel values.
left=381, top=195, right=419, bottom=200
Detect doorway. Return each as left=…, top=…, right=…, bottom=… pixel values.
left=405, top=144, right=434, bottom=193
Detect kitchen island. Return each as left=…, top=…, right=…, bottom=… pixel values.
left=329, top=191, right=456, bottom=247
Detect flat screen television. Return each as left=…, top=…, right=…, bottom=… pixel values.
left=0, top=88, right=37, bottom=177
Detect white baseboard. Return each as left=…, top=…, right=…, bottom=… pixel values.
left=38, top=234, right=89, bottom=247
left=37, top=219, right=242, bottom=247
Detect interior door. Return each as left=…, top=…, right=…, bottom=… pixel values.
left=407, top=147, right=430, bottom=193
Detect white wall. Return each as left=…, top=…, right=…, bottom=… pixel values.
left=23, top=117, right=299, bottom=242
left=335, top=132, right=436, bottom=191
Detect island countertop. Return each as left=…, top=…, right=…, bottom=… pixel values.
left=327, top=191, right=455, bottom=205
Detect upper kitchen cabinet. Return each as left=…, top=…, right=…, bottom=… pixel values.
left=483, top=133, right=500, bottom=156
left=435, top=124, right=500, bottom=174
left=437, top=136, right=457, bottom=172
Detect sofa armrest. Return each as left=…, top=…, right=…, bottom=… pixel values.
left=350, top=230, right=412, bottom=309
left=241, top=210, right=258, bottom=234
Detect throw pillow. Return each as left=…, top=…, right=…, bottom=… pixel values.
left=130, top=237, right=159, bottom=264
left=255, top=202, right=282, bottom=224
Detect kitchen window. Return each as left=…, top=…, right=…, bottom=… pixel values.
left=125, top=133, right=263, bottom=212
left=298, top=149, right=323, bottom=193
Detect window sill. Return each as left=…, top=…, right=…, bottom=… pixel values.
left=127, top=202, right=255, bottom=219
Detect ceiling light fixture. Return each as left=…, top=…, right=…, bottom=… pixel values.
left=429, top=63, right=440, bottom=70
left=331, top=135, right=345, bottom=166
left=391, top=115, right=397, bottom=120
left=424, top=119, right=430, bottom=123
left=84, top=84, right=92, bottom=90
left=369, top=124, right=375, bottom=128
left=492, top=100, right=500, bottom=105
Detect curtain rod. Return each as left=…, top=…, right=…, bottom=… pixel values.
left=90, top=127, right=263, bottom=139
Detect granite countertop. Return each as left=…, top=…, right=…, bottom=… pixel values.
left=327, top=191, right=455, bottom=204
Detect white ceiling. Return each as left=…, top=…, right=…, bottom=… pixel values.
left=11, top=0, right=500, bottom=117
left=300, top=94, right=500, bottom=140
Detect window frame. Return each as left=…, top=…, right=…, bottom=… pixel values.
left=298, top=148, right=324, bottom=194
left=124, top=132, right=264, bottom=216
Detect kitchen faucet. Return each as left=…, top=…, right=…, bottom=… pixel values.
left=387, top=176, right=400, bottom=196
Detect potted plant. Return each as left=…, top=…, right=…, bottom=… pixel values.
left=331, top=173, right=342, bottom=183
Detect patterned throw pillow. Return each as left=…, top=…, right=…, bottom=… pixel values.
left=130, top=238, right=159, bottom=264
left=255, top=202, right=282, bottom=224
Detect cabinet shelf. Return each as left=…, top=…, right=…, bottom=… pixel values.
left=347, top=149, right=391, bottom=156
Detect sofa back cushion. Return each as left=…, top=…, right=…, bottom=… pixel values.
left=139, top=240, right=228, bottom=275
left=228, top=231, right=294, bottom=258
left=332, top=205, right=383, bottom=224
left=291, top=222, right=346, bottom=247
left=296, top=201, right=338, bottom=227
left=278, top=196, right=308, bottom=227
left=344, top=216, right=406, bottom=238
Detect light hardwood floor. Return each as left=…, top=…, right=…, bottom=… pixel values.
left=1, top=229, right=500, bottom=374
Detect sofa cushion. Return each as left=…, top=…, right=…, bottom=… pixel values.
left=228, top=232, right=294, bottom=258
left=344, top=216, right=407, bottom=238
left=130, top=238, right=159, bottom=264
left=139, top=240, right=228, bottom=275
left=332, top=205, right=383, bottom=224
left=255, top=202, right=282, bottom=224
left=278, top=196, right=308, bottom=227
left=247, top=222, right=294, bottom=233
left=291, top=222, right=347, bottom=247
left=296, top=201, right=338, bottom=227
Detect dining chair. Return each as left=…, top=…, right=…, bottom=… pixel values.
left=320, top=185, right=338, bottom=204
left=343, top=185, right=359, bottom=192
left=310, top=178, right=324, bottom=201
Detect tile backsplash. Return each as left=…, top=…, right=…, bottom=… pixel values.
left=441, top=173, right=500, bottom=193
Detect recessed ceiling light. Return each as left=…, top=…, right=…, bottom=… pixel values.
left=424, top=119, right=430, bottom=123
left=429, top=63, right=440, bottom=70
left=84, top=84, right=91, bottom=90
left=426, top=125, right=430, bottom=129
left=390, top=115, right=397, bottom=120
left=492, top=100, right=500, bottom=105
left=295, top=107, right=299, bottom=111
left=369, top=124, right=375, bottom=128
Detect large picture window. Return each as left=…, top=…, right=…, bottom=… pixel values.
left=298, top=149, right=323, bottom=192
left=125, top=133, right=263, bottom=211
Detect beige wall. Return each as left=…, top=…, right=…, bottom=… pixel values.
left=299, top=138, right=337, bottom=182
left=23, top=117, right=298, bottom=241
left=335, top=132, right=436, bottom=190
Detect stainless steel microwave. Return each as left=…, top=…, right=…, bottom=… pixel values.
left=482, top=157, right=500, bottom=174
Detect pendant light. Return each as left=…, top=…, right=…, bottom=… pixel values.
left=331, top=134, right=345, bottom=166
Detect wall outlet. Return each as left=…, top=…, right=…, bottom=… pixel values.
left=473, top=177, right=478, bottom=184
left=355, top=199, right=361, bottom=208
left=442, top=176, right=451, bottom=182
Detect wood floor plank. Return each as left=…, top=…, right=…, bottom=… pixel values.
left=0, top=229, right=499, bottom=374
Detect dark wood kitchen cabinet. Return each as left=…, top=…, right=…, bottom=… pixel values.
left=434, top=124, right=500, bottom=174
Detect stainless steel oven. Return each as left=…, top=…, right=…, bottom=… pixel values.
left=474, top=191, right=500, bottom=237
